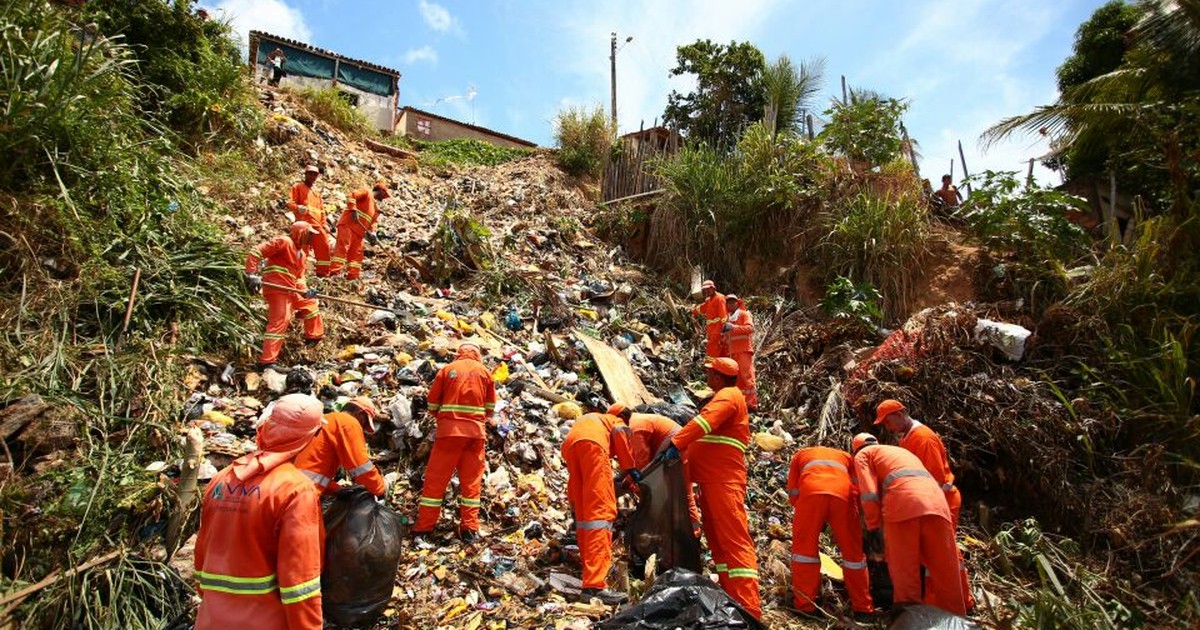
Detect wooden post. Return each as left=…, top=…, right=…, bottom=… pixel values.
left=841, top=75, right=847, bottom=104
left=958, top=140, right=972, bottom=196
left=1026, top=158, right=1035, bottom=189
left=901, top=123, right=920, bottom=179
left=165, top=427, right=204, bottom=559
left=1107, top=171, right=1119, bottom=247
left=806, top=113, right=815, bottom=141
left=949, top=159, right=954, bottom=181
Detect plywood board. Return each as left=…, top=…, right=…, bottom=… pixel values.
left=574, top=330, right=658, bottom=407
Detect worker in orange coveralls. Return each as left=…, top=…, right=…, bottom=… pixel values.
left=413, top=344, right=496, bottom=544
left=659, top=357, right=761, bottom=618
left=851, top=433, right=966, bottom=615
left=244, top=221, right=324, bottom=369
left=787, top=446, right=874, bottom=619
left=329, top=182, right=389, bottom=280
left=294, top=396, right=387, bottom=497
left=875, top=399, right=974, bottom=611
left=722, top=294, right=758, bottom=410
left=195, top=393, right=325, bottom=630
left=609, top=403, right=701, bottom=531
left=288, top=165, right=332, bottom=277
left=561, top=411, right=639, bottom=605
left=691, top=279, right=727, bottom=361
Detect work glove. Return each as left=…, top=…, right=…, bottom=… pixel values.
left=244, top=273, right=262, bottom=294
left=626, top=468, right=643, bottom=483
left=365, top=231, right=379, bottom=245
left=303, top=287, right=318, bottom=299
left=722, top=323, right=733, bottom=333
left=654, top=443, right=681, bottom=464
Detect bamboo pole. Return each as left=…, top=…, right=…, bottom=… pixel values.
left=165, top=427, right=204, bottom=559
left=958, top=140, right=972, bottom=196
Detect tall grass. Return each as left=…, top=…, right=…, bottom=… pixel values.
left=554, top=105, right=613, bottom=178
left=293, top=86, right=375, bottom=137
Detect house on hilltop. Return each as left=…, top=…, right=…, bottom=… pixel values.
left=248, top=30, right=400, bottom=132
left=397, top=106, right=537, bottom=150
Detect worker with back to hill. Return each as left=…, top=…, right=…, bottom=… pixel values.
left=329, top=181, right=389, bottom=280
left=691, top=279, right=727, bottom=364
left=851, top=433, right=966, bottom=615
left=194, top=393, right=325, bottom=630
left=412, top=344, right=496, bottom=545
left=293, top=396, right=387, bottom=497
left=244, top=221, right=325, bottom=370
left=722, top=294, right=758, bottom=410
left=875, top=398, right=974, bottom=611
left=787, top=444, right=874, bottom=619
left=288, top=165, right=333, bottom=277
left=658, top=357, right=761, bottom=618
left=608, top=403, right=701, bottom=532
left=561, top=408, right=639, bottom=605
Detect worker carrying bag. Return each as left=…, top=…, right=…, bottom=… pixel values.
left=625, top=458, right=702, bottom=579
left=321, top=486, right=405, bottom=627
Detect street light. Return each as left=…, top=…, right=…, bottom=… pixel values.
left=610, top=32, right=633, bottom=131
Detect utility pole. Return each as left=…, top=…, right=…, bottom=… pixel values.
left=610, top=32, right=632, bottom=132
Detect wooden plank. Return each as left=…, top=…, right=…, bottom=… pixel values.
left=574, top=330, right=658, bottom=407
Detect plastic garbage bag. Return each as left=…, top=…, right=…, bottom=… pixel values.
left=869, top=558, right=893, bottom=609
left=626, top=459, right=701, bottom=579
left=889, top=605, right=982, bottom=630
left=973, top=318, right=1032, bottom=361
left=598, top=568, right=764, bottom=630
left=635, top=402, right=697, bottom=425
left=321, top=487, right=406, bottom=627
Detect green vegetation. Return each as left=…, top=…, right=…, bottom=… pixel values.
left=760, top=55, right=825, bottom=137
left=293, top=86, right=375, bottom=137
left=819, top=90, right=909, bottom=169
left=820, top=276, right=883, bottom=329
left=415, top=137, right=533, bottom=168
left=663, top=40, right=767, bottom=146
left=553, top=105, right=613, bottom=178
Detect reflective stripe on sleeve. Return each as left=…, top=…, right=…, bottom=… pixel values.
left=802, top=459, right=848, bottom=473
left=196, top=571, right=277, bottom=596
left=279, top=576, right=321, bottom=604
left=347, top=461, right=375, bottom=477
left=727, top=567, right=759, bottom=579
left=300, top=469, right=331, bottom=488
left=842, top=559, right=868, bottom=570
left=715, top=563, right=728, bottom=573
left=705, top=317, right=724, bottom=324
left=861, top=492, right=880, bottom=502
left=791, top=554, right=820, bottom=564
left=576, top=520, right=612, bottom=531
left=693, top=415, right=712, bottom=434
left=941, top=482, right=955, bottom=492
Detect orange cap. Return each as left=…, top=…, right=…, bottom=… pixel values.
left=705, top=357, right=739, bottom=377
left=851, top=432, right=878, bottom=454
left=606, top=403, right=629, bottom=418
left=725, top=293, right=739, bottom=301
left=373, top=181, right=391, bottom=199
left=347, top=396, right=378, bottom=420
left=456, top=343, right=482, bottom=362
left=701, top=280, right=716, bottom=290
left=874, top=399, right=907, bottom=425
left=258, top=394, right=324, bottom=451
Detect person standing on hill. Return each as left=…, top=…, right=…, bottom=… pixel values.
left=692, top=279, right=728, bottom=362
left=244, top=221, right=324, bottom=369
left=412, top=344, right=496, bottom=544
left=722, top=294, right=758, bottom=410
left=294, top=396, right=387, bottom=497
left=266, top=48, right=287, bottom=86
left=288, top=165, right=333, bottom=277
left=329, top=182, right=389, bottom=280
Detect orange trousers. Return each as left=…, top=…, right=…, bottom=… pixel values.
left=564, top=440, right=617, bottom=589
left=696, top=481, right=761, bottom=619
left=927, top=487, right=974, bottom=610
left=260, top=287, right=322, bottom=364
left=310, top=228, right=333, bottom=277
left=791, top=495, right=873, bottom=613
left=883, top=515, right=965, bottom=615
left=329, top=228, right=365, bottom=279
left=415, top=436, right=485, bottom=532
left=731, top=351, right=757, bottom=409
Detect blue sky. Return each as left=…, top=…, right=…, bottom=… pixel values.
left=205, top=0, right=1109, bottom=184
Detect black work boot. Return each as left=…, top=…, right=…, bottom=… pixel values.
left=578, top=588, right=628, bottom=606
left=459, top=529, right=481, bottom=544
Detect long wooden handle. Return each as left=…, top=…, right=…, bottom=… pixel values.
left=261, top=281, right=385, bottom=312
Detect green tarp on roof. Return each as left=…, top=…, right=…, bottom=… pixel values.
left=337, top=63, right=394, bottom=97
left=256, top=43, right=394, bottom=97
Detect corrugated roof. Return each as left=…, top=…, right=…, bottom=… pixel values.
left=400, top=106, right=537, bottom=147
left=249, top=30, right=400, bottom=78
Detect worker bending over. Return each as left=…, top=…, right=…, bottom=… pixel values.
left=852, top=434, right=965, bottom=615
left=294, top=396, right=387, bottom=497
left=787, top=446, right=874, bottom=618
left=562, top=411, right=639, bottom=605
left=661, top=357, right=760, bottom=618
left=610, top=404, right=700, bottom=531
left=329, top=182, right=388, bottom=280
left=288, top=165, right=333, bottom=277
left=244, top=221, right=324, bottom=369
left=722, top=294, right=757, bottom=410
left=413, top=344, right=496, bottom=544
left=195, top=394, right=325, bottom=629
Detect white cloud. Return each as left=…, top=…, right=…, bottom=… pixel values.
left=205, top=0, right=312, bottom=48
left=403, top=45, right=439, bottom=64
left=418, top=0, right=459, bottom=34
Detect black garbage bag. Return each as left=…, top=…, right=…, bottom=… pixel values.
left=889, top=605, right=982, bottom=630
left=869, top=558, right=894, bottom=609
left=321, top=487, right=405, bottom=628
left=634, top=402, right=697, bottom=425
left=625, top=459, right=701, bottom=579
left=598, top=568, right=764, bottom=629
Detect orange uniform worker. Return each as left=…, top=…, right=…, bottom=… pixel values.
left=787, top=446, right=874, bottom=617
left=614, top=404, right=701, bottom=530
left=413, top=344, right=496, bottom=543
left=722, top=294, right=758, bottom=410
left=195, top=393, right=325, bottom=630
left=691, top=280, right=727, bottom=361
left=288, top=165, right=333, bottom=277
left=662, top=357, right=761, bottom=618
left=329, top=182, right=389, bottom=280
left=244, top=221, right=325, bottom=368
left=561, top=412, right=638, bottom=605
left=294, top=396, right=386, bottom=497
left=851, top=434, right=965, bottom=615
left=875, top=399, right=974, bottom=610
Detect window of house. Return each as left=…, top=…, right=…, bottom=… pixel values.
left=416, top=118, right=432, bottom=135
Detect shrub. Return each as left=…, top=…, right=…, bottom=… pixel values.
left=821, top=276, right=883, bottom=328
left=414, top=138, right=532, bottom=168
left=554, top=105, right=613, bottom=178
left=819, top=93, right=908, bottom=169
left=293, top=86, right=375, bottom=137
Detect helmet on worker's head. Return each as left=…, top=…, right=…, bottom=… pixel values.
left=701, top=280, right=716, bottom=290
left=258, top=393, right=324, bottom=451
left=851, top=432, right=879, bottom=455
left=304, top=164, right=320, bottom=174
left=456, top=343, right=482, bottom=362
left=874, top=399, right=907, bottom=426
left=289, top=220, right=319, bottom=245
left=346, top=396, right=380, bottom=434
left=606, top=403, right=631, bottom=420
left=705, top=357, right=740, bottom=377
left=725, top=293, right=738, bottom=302
left=373, top=181, right=391, bottom=199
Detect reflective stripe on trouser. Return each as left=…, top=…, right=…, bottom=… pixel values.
left=925, top=486, right=974, bottom=610
left=414, top=436, right=486, bottom=532
left=330, top=227, right=365, bottom=279
left=564, top=439, right=617, bottom=589
left=731, top=350, right=757, bottom=409
left=260, top=288, right=324, bottom=364
left=696, top=481, right=761, bottom=619
left=791, top=494, right=874, bottom=613
left=884, top=514, right=965, bottom=615
left=309, top=230, right=333, bottom=276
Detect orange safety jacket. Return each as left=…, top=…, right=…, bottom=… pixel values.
left=337, top=188, right=378, bottom=235
left=194, top=461, right=323, bottom=630
left=724, top=302, right=754, bottom=355
left=293, top=412, right=386, bottom=496
left=692, top=293, right=727, bottom=351
left=563, top=413, right=637, bottom=472
left=246, top=235, right=308, bottom=291
left=288, top=183, right=325, bottom=227
left=427, top=357, right=497, bottom=440
left=899, top=420, right=956, bottom=493
left=853, top=444, right=951, bottom=530
left=787, top=446, right=854, bottom=504
left=629, top=413, right=682, bottom=468
left=671, top=386, right=750, bottom=483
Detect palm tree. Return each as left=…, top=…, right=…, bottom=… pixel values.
left=761, top=55, right=825, bottom=137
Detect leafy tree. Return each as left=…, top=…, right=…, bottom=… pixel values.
left=1056, top=1, right=1142, bottom=93
left=663, top=39, right=766, bottom=147
left=760, top=55, right=825, bottom=137
left=818, top=89, right=908, bottom=168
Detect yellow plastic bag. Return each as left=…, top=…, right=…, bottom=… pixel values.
left=479, top=312, right=497, bottom=330
left=552, top=401, right=583, bottom=419
left=491, top=362, right=510, bottom=384
left=199, top=410, right=234, bottom=427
